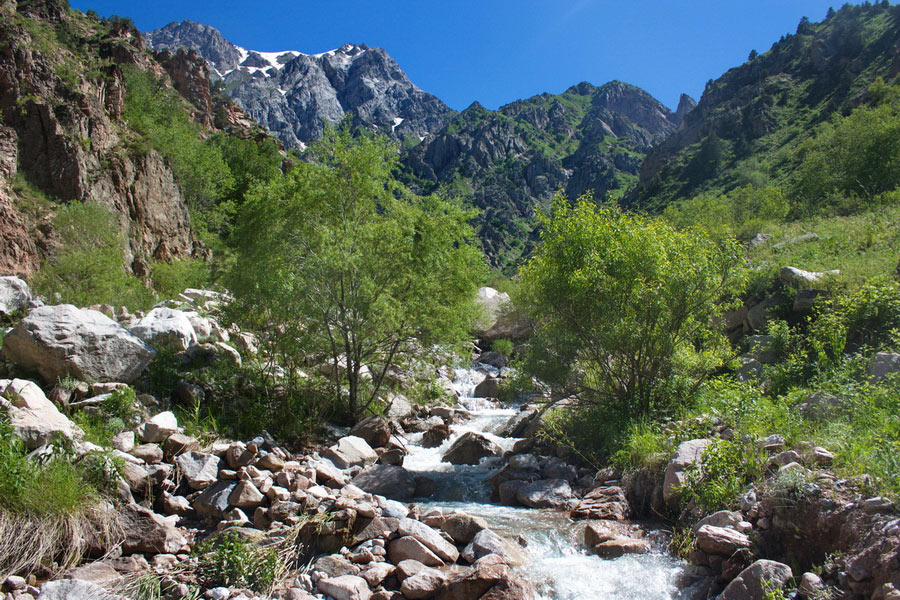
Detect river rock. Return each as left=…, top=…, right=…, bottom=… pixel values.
left=696, top=524, right=751, bottom=556
left=37, top=579, right=125, bottom=600
left=515, top=479, right=574, bottom=509
left=401, top=567, right=447, bottom=599
left=583, top=520, right=632, bottom=546
left=718, top=560, right=792, bottom=600
left=350, top=416, right=391, bottom=448
left=385, top=392, right=414, bottom=420
left=352, top=465, right=417, bottom=500
left=2, top=305, right=156, bottom=384
left=443, top=432, right=502, bottom=465
left=316, top=575, right=371, bottom=600
left=176, top=451, right=220, bottom=490
left=398, top=517, right=460, bottom=562
left=388, top=536, right=444, bottom=567
left=324, top=435, right=379, bottom=469
left=592, top=538, right=651, bottom=558
left=570, top=486, right=630, bottom=520
left=0, top=379, right=82, bottom=449
left=462, top=528, right=508, bottom=563
left=692, top=510, right=743, bottom=533
left=441, top=513, right=489, bottom=544
left=120, top=503, right=187, bottom=554
left=129, top=307, right=198, bottom=351
left=498, top=408, right=540, bottom=438
left=0, top=276, right=31, bottom=315
left=438, top=564, right=510, bottom=600
left=663, top=439, right=711, bottom=506
left=780, top=266, right=839, bottom=287
left=474, top=376, right=501, bottom=398
left=422, top=423, right=451, bottom=448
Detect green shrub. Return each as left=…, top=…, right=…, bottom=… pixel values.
left=150, top=258, right=211, bottom=301
left=491, top=338, right=514, bottom=356
left=31, top=201, right=154, bottom=309
left=678, top=438, right=766, bottom=512
left=195, top=531, right=281, bottom=592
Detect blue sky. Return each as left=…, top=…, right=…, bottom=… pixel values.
left=70, top=0, right=864, bottom=112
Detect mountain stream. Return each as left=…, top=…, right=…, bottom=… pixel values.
left=400, top=364, right=686, bottom=600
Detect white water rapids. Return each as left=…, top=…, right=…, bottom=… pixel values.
left=402, top=364, right=686, bottom=600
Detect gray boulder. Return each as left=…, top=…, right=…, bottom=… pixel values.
left=515, top=479, right=574, bottom=509
left=663, top=439, right=710, bottom=506
left=120, top=503, right=187, bottom=554
left=37, top=579, right=125, bottom=600
left=869, top=352, right=900, bottom=382
left=175, top=451, right=220, bottom=490
left=129, top=307, right=198, bottom=351
left=442, top=432, right=502, bottom=465
left=0, top=379, right=82, bottom=449
left=2, top=305, right=156, bottom=384
left=0, top=276, right=31, bottom=316
left=351, top=465, right=417, bottom=500
left=323, top=435, right=378, bottom=469
left=719, top=560, right=792, bottom=600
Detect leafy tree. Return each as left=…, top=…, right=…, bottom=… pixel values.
left=663, top=185, right=789, bottom=239
left=228, top=130, right=485, bottom=420
left=793, top=78, right=900, bottom=213
left=520, top=195, right=747, bottom=415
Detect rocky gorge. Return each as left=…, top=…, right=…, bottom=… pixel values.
left=1, top=276, right=899, bottom=600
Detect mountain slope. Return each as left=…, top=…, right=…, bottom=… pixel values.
left=146, top=20, right=455, bottom=148
left=401, top=81, right=685, bottom=268
left=628, top=1, right=900, bottom=211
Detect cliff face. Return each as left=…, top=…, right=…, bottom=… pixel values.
left=0, top=0, right=201, bottom=277
left=627, top=2, right=900, bottom=211
left=146, top=21, right=455, bottom=149
left=401, top=81, right=683, bottom=267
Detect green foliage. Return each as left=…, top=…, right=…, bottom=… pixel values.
left=72, top=386, right=140, bottom=446
left=0, top=419, right=101, bottom=517
left=793, top=79, right=900, bottom=214
left=678, top=439, right=766, bottom=511
left=31, top=201, right=154, bottom=309
left=121, top=65, right=233, bottom=239
left=150, top=258, right=211, bottom=301
left=491, top=338, right=514, bottom=356
left=228, top=129, right=485, bottom=420
left=611, top=420, right=671, bottom=471
left=663, top=185, right=790, bottom=239
left=520, top=194, right=747, bottom=415
left=195, top=531, right=281, bottom=592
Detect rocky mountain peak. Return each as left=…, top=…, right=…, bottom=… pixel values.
left=673, top=93, right=697, bottom=127
left=145, top=21, right=454, bottom=148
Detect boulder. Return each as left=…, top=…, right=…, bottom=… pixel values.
left=442, top=432, right=502, bottom=465
left=592, top=538, right=651, bottom=558
left=129, top=307, right=198, bottom=351
left=138, top=411, right=179, bottom=443
left=229, top=481, right=265, bottom=509
left=398, top=517, right=460, bottom=563
left=323, top=436, right=378, bottom=469
left=132, top=443, right=163, bottom=464
left=162, top=433, right=199, bottom=459
left=400, top=567, right=447, bottom=600
left=193, top=481, right=237, bottom=520
left=175, top=451, right=220, bottom=490
left=570, top=486, right=630, bottom=520
left=780, top=266, right=839, bottom=288
left=36, top=579, right=124, bottom=600
left=498, top=408, right=539, bottom=438
left=0, top=379, right=82, bottom=449
left=515, top=479, right=574, bottom=509
left=2, top=305, right=156, bottom=384
left=719, top=560, right=792, bottom=600
left=441, top=513, right=489, bottom=544
left=692, top=510, right=743, bottom=534
left=462, top=529, right=509, bottom=563
left=316, top=575, right=371, bottom=600
left=0, top=276, right=31, bottom=316
left=350, top=416, right=391, bottom=448
left=583, top=520, right=632, bottom=546
left=388, top=536, right=444, bottom=567
left=663, top=439, right=710, bottom=505
left=869, top=352, right=900, bottom=382
left=422, top=423, right=451, bottom=448
left=120, top=503, right=187, bottom=554
left=695, top=524, right=751, bottom=557
left=438, top=564, right=510, bottom=600
left=385, top=393, right=414, bottom=420
left=351, top=465, right=417, bottom=500
left=474, top=377, right=501, bottom=398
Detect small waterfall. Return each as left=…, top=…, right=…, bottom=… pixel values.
left=402, top=362, right=685, bottom=600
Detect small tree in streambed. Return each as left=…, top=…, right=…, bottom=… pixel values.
left=228, top=129, right=485, bottom=421
left=519, top=195, right=747, bottom=416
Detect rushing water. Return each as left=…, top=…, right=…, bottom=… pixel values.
left=401, top=364, right=685, bottom=600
